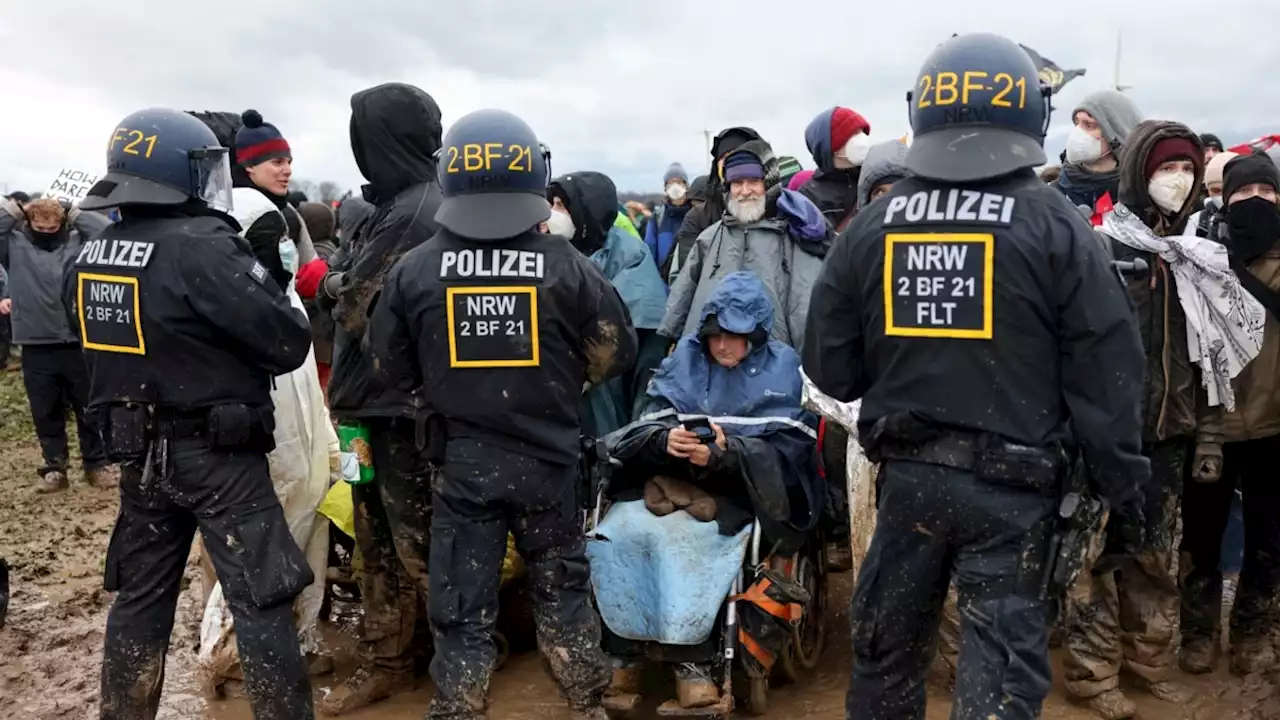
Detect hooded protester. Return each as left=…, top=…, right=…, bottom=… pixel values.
left=1188, top=150, right=1239, bottom=238
left=1180, top=152, right=1280, bottom=677
left=667, top=127, right=764, bottom=284
left=299, top=202, right=340, bottom=391
left=686, top=175, right=710, bottom=210
left=643, top=162, right=693, bottom=277
left=314, top=82, right=445, bottom=715
left=595, top=271, right=822, bottom=710
left=658, top=139, right=831, bottom=350
left=800, top=106, right=873, bottom=232
left=195, top=190, right=337, bottom=698
left=230, top=110, right=328, bottom=300
left=0, top=196, right=115, bottom=492
left=1057, top=90, right=1144, bottom=218
left=548, top=171, right=669, bottom=434
left=1200, top=133, right=1225, bottom=161
left=855, top=139, right=910, bottom=209
left=1066, top=121, right=1264, bottom=720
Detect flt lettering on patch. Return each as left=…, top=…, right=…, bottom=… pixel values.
left=446, top=286, right=540, bottom=368
left=77, top=273, right=146, bottom=354
left=883, top=233, right=994, bottom=339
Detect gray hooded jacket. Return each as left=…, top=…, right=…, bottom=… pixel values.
left=855, top=140, right=910, bottom=210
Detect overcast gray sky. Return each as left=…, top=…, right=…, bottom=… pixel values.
left=2, top=0, right=1276, bottom=197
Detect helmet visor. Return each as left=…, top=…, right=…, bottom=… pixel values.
left=190, top=148, right=234, bottom=214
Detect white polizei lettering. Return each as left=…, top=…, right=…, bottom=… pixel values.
left=140, top=243, right=155, bottom=267
left=519, top=251, right=536, bottom=277
left=85, top=241, right=101, bottom=264
left=535, top=252, right=544, bottom=278
left=1000, top=197, right=1017, bottom=224
left=474, top=249, right=493, bottom=277
left=904, top=191, right=928, bottom=222
left=75, top=240, right=94, bottom=263
left=500, top=249, right=519, bottom=276
left=978, top=193, right=1003, bottom=223
left=884, top=196, right=909, bottom=224
left=926, top=190, right=946, bottom=221
left=941, top=244, right=968, bottom=270
left=945, top=189, right=959, bottom=218
left=108, top=241, right=127, bottom=266
left=440, top=250, right=457, bottom=277
left=456, top=250, right=474, bottom=276
left=956, top=191, right=981, bottom=221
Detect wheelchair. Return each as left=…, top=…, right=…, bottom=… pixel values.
left=580, top=438, right=829, bottom=718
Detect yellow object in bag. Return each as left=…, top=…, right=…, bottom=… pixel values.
left=318, top=482, right=524, bottom=585
left=317, top=481, right=355, bottom=539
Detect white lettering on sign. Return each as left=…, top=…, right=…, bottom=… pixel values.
left=884, top=233, right=994, bottom=340
left=883, top=189, right=1016, bottom=226
left=75, top=239, right=156, bottom=269
left=45, top=167, right=100, bottom=205
left=440, top=249, right=545, bottom=279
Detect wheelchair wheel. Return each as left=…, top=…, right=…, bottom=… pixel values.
left=776, top=543, right=829, bottom=684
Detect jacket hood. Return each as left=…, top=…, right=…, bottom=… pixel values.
left=698, top=271, right=774, bottom=338
left=1118, top=120, right=1204, bottom=234
left=336, top=196, right=374, bottom=239
left=186, top=110, right=252, bottom=188
left=856, top=140, right=910, bottom=209
left=688, top=175, right=710, bottom=203
left=551, top=171, right=617, bottom=255
left=710, top=126, right=763, bottom=161
left=804, top=109, right=836, bottom=173
left=1073, top=89, right=1143, bottom=152
left=349, top=83, right=442, bottom=199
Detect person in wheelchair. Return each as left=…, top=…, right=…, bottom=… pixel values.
left=588, top=271, right=825, bottom=711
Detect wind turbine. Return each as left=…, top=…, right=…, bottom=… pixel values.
left=1114, top=31, right=1133, bottom=93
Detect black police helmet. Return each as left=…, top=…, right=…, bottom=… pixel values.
left=905, top=33, right=1052, bottom=183
left=81, top=108, right=234, bottom=212
left=435, top=109, right=552, bottom=240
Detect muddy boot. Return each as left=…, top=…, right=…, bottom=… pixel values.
left=1081, top=689, right=1137, bottom=720
left=673, top=663, right=718, bottom=709
left=36, top=471, right=68, bottom=494
left=317, top=664, right=412, bottom=716
left=1143, top=679, right=1195, bottom=704
left=1231, top=636, right=1277, bottom=676
left=85, top=465, right=120, bottom=489
left=1180, top=636, right=1220, bottom=674
left=603, top=660, right=643, bottom=713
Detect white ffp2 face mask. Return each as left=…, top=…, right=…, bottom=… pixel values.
left=545, top=208, right=576, bottom=239
left=1148, top=171, right=1195, bottom=214
left=1065, top=126, right=1105, bottom=165
left=666, top=183, right=687, bottom=202
left=278, top=238, right=298, bottom=276
left=843, top=132, right=873, bottom=167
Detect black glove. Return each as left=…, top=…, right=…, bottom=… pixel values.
left=1093, top=510, right=1145, bottom=576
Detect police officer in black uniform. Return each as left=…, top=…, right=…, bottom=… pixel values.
left=367, top=109, right=636, bottom=720
left=801, top=34, right=1150, bottom=719
left=68, top=108, right=316, bottom=719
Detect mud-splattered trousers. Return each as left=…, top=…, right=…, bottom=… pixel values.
left=350, top=417, right=434, bottom=673
left=100, top=439, right=314, bottom=719
left=1181, top=435, right=1280, bottom=651
left=21, top=342, right=108, bottom=476
left=846, top=461, right=1057, bottom=720
left=427, top=438, right=610, bottom=719
left=1063, top=439, right=1185, bottom=698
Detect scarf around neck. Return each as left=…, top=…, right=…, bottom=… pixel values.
left=1100, top=203, right=1265, bottom=411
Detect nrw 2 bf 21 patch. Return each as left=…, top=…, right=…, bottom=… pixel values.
left=446, top=286, right=540, bottom=368
left=77, top=273, right=146, bottom=354
left=884, top=233, right=994, bottom=340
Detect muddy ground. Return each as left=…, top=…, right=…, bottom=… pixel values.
left=1, top=362, right=1278, bottom=719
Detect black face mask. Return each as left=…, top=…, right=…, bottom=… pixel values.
left=1226, top=196, right=1280, bottom=263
